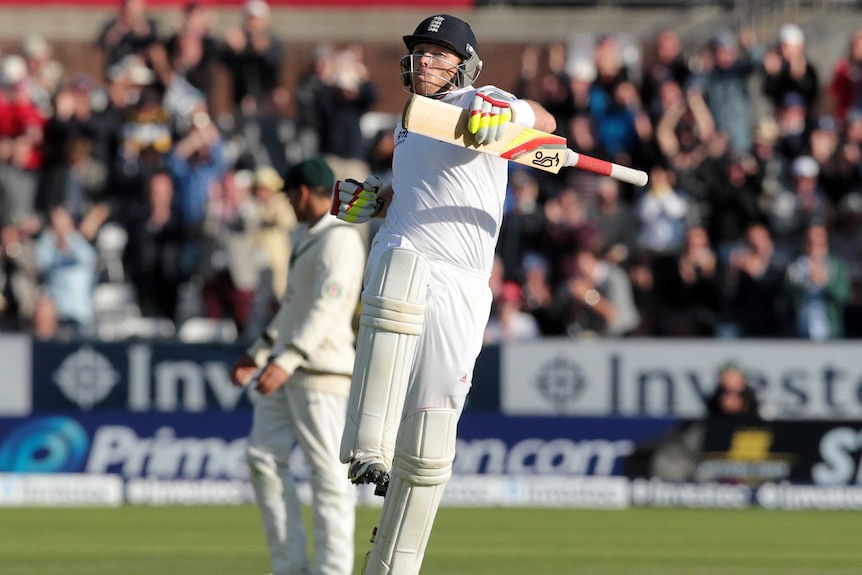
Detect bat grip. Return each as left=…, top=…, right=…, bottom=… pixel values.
left=565, top=150, right=649, bottom=187
left=330, top=181, right=342, bottom=216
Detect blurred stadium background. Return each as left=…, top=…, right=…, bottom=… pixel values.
left=3, top=0, right=862, bottom=573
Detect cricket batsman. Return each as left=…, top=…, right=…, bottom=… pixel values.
left=331, top=13, right=556, bottom=575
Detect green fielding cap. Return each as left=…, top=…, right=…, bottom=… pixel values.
left=284, top=157, right=335, bottom=190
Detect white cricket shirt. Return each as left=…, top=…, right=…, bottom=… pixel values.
left=384, top=87, right=510, bottom=276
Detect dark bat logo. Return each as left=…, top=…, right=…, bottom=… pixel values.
left=532, top=151, right=560, bottom=168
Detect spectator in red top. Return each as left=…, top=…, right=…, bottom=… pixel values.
left=827, top=28, right=862, bottom=123
left=0, top=54, right=45, bottom=171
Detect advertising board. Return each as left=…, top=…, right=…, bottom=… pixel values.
left=502, top=339, right=862, bottom=420
left=456, top=412, right=677, bottom=477
left=23, top=338, right=862, bottom=419
left=0, top=411, right=676, bottom=506
left=0, top=335, right=30, bottom=416
left=0, top=411, right=257, bottom=505
left=698, top=419, right=862, bottom=486
left=4, top=411, right=862, bottom=508
left=0, top=473, right=123, bottom=506
left=26, top=341, right=500, bottom=413
left=31, top=341, right=253, bottom=412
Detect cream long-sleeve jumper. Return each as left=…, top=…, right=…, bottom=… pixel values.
left=248, top=215, right=366, bottom=396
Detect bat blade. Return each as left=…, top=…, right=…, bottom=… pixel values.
left=402, top=95, right=568, bottom=174
left=402, top=95, right=648, bottom=187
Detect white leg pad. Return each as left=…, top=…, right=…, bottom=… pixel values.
left=364, top=408, right=458, bottom=575
left=341, top=248, right=431, bottom=470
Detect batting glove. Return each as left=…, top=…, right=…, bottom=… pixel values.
left=332, top=176, right=383, bottom=224
left=468, top=86, right=515, bottom=145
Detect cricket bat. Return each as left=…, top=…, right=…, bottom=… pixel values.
left=401, top=95, right=649, bottom=187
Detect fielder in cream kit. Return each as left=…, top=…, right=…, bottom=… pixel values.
left=332, top=13, right=556, bottom=575
left=232, top=158, right=365, bottom=575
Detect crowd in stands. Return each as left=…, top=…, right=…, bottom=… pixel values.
left=487, top=23, right=862, bottom=343
left=0, top=0, right=379, bottom=342
left=1, top=0, right=861, bottom=344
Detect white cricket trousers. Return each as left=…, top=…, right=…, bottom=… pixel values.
left=246, top=375, right=356, bottom=575
left=365, top=235, right=494, bottom=417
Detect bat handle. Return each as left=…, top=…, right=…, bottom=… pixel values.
left=565, top=150, right=649, bottom=187
left=330, top=181, right=342, bottom=216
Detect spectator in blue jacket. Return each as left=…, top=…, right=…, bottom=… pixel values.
left=700, top=28, right=762, bottom=154
left=34, top=206, right=98, bottom=335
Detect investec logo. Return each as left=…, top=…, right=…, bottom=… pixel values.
left=514, top=344, right=862, bottom=418
left=50, top=344, right=245, bottom=412
left=54, top=345, right=121, bottom=410
left=535, top=355, right=587, bottom=413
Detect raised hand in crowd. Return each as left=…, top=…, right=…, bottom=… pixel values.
left=729, top=223, right=775, bottom=280
left=762, top=24, right=819, bottom=111
left=97, top=0, right=158, bottom=70
left=218, top=0, right=285, bottom=116
left=677, top=225, right=717, bottom=285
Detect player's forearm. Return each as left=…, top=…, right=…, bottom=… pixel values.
left=376, top=183, right=394, bottom=218
left=247, top=329, right=276, bottom=366
left=521, top=99, right=556, bottom=133
left=247, top=302, right=291, bottom=365
left=270, top=345, right=305, bottom=376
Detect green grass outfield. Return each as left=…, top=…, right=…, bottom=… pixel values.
left=1, top=505, right=860, bottom=575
